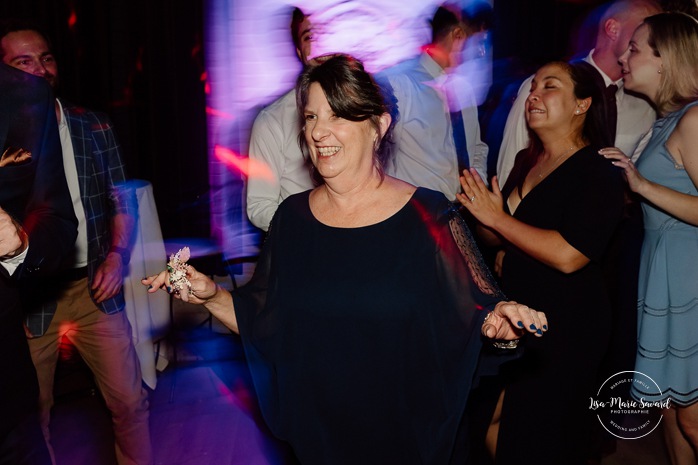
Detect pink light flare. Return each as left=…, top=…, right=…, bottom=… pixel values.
left=214, top=145, right=275, bottom=182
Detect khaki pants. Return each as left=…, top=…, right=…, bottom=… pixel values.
left=28, top=278, right=152, bottom=465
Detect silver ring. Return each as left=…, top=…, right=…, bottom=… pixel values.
left=470, top=195, right=476, bottom=203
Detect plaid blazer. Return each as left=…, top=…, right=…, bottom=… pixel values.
left=24, top=99, right=137, bottom=336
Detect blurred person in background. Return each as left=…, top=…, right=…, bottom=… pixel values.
left=0, top=20, right=148, bottom=465
left=377, top=3, right=489, bottom=200
left=496, top=0, right=660, bottom=186
left=0, top=62, right=76, bottom=465
left=246, top=7, right=315, bottom=231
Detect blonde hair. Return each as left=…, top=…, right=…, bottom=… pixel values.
left=644, top=12, right=698, bottom=115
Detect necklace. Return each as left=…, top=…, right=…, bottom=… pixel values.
left=535, top=145, right=577, bottom=179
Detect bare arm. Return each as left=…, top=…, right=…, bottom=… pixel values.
left=457, top=170, right=589, bottom=274
left=600, top=106, right=698, bottom=226
left=142, top=266, right=239, bottom=334
left=475, top=223, right=503, bottom=247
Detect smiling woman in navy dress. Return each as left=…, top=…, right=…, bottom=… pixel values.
left=144, top=54, right=548, bottom=465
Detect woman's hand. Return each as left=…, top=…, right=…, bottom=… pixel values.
left=142, top=264, right=218, bottom=305
left=482, top=301, right=548, bottom=341
left=143, top=263, right=239, bottom=334
left=456, top=169, right=506, bottom=229
left=598, top=147, right=649, bottom=194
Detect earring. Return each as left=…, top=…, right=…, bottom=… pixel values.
left=575, top=109, right=580, bottom=114
left=658, top=69, right=662, bottom=74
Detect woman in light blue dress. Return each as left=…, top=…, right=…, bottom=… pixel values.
left=600, top=12, right=698, bottom=465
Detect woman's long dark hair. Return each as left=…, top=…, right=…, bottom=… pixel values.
left=508, top=60, right=612, bottom=197
left=296, top=54, right=398, bottom=183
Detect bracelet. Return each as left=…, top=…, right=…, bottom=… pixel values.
left=492, top=340, right=519, bottom=350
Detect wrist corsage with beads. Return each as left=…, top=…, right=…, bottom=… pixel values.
left=167, top=247, right=192, bottom=295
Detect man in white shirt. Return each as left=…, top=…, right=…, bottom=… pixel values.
left=246, top=8, right=315, bottom=231
left=495, top=0, right=661, bottom=187
left=377, top=4, right=489, bottom=200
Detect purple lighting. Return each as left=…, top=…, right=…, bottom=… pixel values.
left=204, top=0, right=492, bottom=261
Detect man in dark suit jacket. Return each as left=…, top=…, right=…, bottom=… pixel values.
left=0, top=63, right=77, bottom=464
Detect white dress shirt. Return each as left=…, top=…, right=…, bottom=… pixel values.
left=495, top=50, right=656, bottom=186
left=0, top=247, right=27, bottom=276
left=57, top=100, right=89, bottom=268
left=379, top=53, right=488, bottom=200
left=246, top=90, right=314, bottom=231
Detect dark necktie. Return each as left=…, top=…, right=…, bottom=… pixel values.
left=449, top=109, right=469, bottom=175
left=605, top=84, right=619, bottom=143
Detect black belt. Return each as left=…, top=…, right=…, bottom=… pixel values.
left=61, top=266, right=88, bottom=281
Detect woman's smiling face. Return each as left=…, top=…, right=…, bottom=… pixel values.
left=525, top=63, right=582, bottom=133
left=303, top=82, right=378, bottom=182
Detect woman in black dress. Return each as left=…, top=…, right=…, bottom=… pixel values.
left=457, top=61, right=625, bottom=464
left=144, top=54, right=548, bottom=465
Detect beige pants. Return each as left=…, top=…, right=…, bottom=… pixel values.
left=28, top=278, right=152, bottom=465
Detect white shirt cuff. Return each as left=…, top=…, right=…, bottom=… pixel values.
left=0, top=245, right=28, bottom=276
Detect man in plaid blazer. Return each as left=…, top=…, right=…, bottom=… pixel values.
left=1, top=22, right=152, bottom=465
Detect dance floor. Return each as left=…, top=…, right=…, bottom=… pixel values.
left=48, top=300, right=670, bottom=465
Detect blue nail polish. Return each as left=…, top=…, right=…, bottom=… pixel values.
left=529, top=323, right=537, bottom=330
left=536, top=329, right=542, bottom=335
left=166, top=286, right=172, bottom=293
left=147, top=285, right=153, bottom=290
left=517, top=321, right=524, bottom=328
left=543, top=325, right=548, bottom=330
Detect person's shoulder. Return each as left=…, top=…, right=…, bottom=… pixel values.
left=269, top=189, right=313, bottom=230
left=263, top=89, right=296, bottom=114
left=670, top=101, right=698, bottom=152
left=60, top=99, right=112, bottom=126
left=253, top=89, right=297, bottom=126
left=574, top=145, right=624, bottom=186
left=410, top=187, right=453, bottom=221
left=277, top=189, right=311, bottom=212
left=377, top=56, right=421, bottom=82
left=573, top=145, right=608, bottom=168
left=676, top=101, right=698, bottom=128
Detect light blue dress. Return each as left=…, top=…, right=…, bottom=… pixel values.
left=632, top=101, right=698, bottom=406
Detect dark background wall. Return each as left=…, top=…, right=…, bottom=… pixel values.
left=1, top=0, right=209, bottom=239
left=1, top=0, right=607, bottom=239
